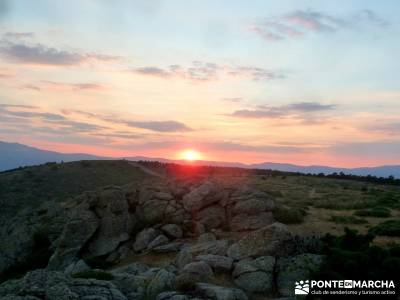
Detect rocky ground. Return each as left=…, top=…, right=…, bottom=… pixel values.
left=0, top=174, right=325, bottom=300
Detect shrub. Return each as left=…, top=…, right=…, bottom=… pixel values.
left=369, top=220, right=400, bottom=237
left=315, top=229, right=400, bottom=280
left=354, top=207, right=391, bottom=218
left=273, top=206, right=306, bottom=224
left=72, top=270, right=114, bottom=280
left=330, top=215, right=368, bottom=224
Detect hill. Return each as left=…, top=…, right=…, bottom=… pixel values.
left=1, top=140, right=399, bottom=178
left=0, top=141, right=104, bottom=171
left=0, top=160, right=151, bottom=216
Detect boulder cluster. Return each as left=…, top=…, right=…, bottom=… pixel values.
left=0, top=178, right=324, bottom=300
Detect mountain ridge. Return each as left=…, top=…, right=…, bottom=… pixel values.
left=1, top=140, right=399, bottom=178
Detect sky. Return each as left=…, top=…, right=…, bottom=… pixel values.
left=0, top=0, right=399, bottom=167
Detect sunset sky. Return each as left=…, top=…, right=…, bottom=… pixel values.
left=0, top=0, right=399, bottom=167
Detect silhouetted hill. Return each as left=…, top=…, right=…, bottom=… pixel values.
left=1, top=140, right=399, bottom=178
left=0, top=141, right=104, bottom=171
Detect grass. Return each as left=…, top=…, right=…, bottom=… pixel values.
left=0, top=160, right=150, bottom=216
left=330, top=215, right=368, bottom=224
left=354, top=207, right=391, bottom=218
left=369, top=220, right=400, bottom=237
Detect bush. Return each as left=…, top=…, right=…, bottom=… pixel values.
left=315, top=229, right=400, bottom=280
left=369, top=220, right=400, bottom=237
left=330, top=215, right=368, bottom=224
left=354, top=207, right=391, bottom=218
left=72, top=270, right=114, bottom=280
left=273, top=206, right=306, bottom=224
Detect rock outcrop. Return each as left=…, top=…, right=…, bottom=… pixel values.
left=227, top=223, right=294, bottom=260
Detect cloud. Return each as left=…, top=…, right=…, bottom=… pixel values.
left=204, top=141, right=312, bottom=154
left=0, top=105, right=107, bottom=134
left=131, top=61, right=285, bottom=82
left=229, top=101, right=336, bottom=119
left=42, top=81, right=105, bottom=91
left=363, top=121, right=400, bottom=135
left=0, top=103, right=38, bottom=109
left=3, top=31, right=34, bottom=39
left=230, top=108, right=284, bottom=119
left=223, top=97, right=243, bottom=103
left=125, top=120, right=192, bottom=132
left=20, top=84, right=41, bottom=91
left=286, top=102, right=336, bottom=111
left=252, top=9, right=387, bottom=41
left=63, top=109, right=193, bottom=133
left=134, top=67, right=170, bottom=78
left=330, top=141, right=400, bottom=157
left=0, top=41, right=120, bottom=65
left=0, top=106, right=67, bottom=121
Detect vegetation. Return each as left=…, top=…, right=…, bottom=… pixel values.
left=0, top=160, right=150, bottom=216
left=316, top=228, right=400, bottom=280
left=330, top=215, right=368, bottom=224
left=369, top=220, right=400, bottom=237
left=273, top=206, right=306, bottom=224
left=354, top=207, right=391, bottom=218
left=72, top=270, right=114, bottom=280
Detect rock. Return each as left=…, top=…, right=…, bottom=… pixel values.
left=148, top=235, right=169, bottom=249
left=196, top=205, right=226, bottom=231
left=195, top=255, right=233, bottom=272
left=146, top=269, right=176, bottom=299
left=161, top=224, right=183, bottom=239
left=182, top=261, right=214, bottom=282
left=230, top=212, right=274, bottom=231
left=233, top=198, right=275, bottom=215
left=139, top=199, right=169, bottom=225
left=232, top=256, right=275, bottom=293
left=154, top=192, right=174, bottom=201
left=196, top=283, right=248, bottom=300
left=87, top=187, right=134, bottom=257
left=48, top=200, right=99, bottom=270
left=175, top=248, right=193, bottom=269
left=153, top=242, right=183, bottom=253
left=189, top=239, right=229, bottom=257
left=133, top=228, right=159, bottom=252
left=182, top=181, right=221, bottom=212
left=156, top=291, right=189, bottom=300
left=0, top=200, right=66, bottom=276
left=112, top=262, right=149, bottom=275
left=64, top=259, right=91, bottom=275
left=277, top=253, right=325, bottom=297
left=197, top=233, right=216, bottom=243
left=191, top=222, right=206, bottom=236
left=0, top=269, right=127, bottom=300
left=227, top=223, right=294, bottom=260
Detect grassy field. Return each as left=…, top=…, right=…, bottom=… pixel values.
left=253, top=175, right=400, bottom=245
left=0, top=160, right=150, bottom=216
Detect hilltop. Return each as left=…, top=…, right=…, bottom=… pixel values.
left=1, top=140, right=400, bottom=178
left=0, top=160, right=399, bottom=299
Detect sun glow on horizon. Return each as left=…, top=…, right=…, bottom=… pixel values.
left=181, top=149, right=201, bottom=161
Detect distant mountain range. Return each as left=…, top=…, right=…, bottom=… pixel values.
left=1, top=140, right=399, bottom=178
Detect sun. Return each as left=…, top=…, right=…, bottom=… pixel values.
left=181, top=149, right=201, bottom=161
